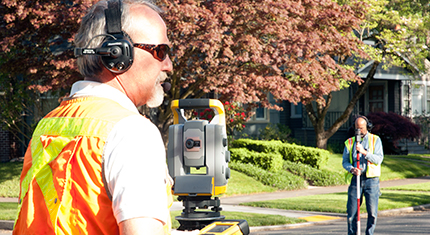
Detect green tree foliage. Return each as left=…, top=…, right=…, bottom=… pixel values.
left=356, top=0, right=430, bottom=71
left=305, top=0, right=430, bottom=149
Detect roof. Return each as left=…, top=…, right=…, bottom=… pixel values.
left=356, top=60, right=413, bottom=80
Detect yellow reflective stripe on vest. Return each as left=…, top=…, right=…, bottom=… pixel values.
left=347, top=137, right=355, bottom=164
left=366, top=134, right=380, bottom=178
left=344, top=137, right=355, bottom=183
left=17, top=116, right=116, bottom=228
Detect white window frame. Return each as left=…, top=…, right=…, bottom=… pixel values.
left=427, top=85, right=430, bottom=114
left=290, top=103, right=302, bottom=118
left=246, top=102, right=270, bottom=123
left=401, top=80, right=430, bottom=116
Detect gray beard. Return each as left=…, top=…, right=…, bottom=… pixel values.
left=146, top=72, right=167, bottom=108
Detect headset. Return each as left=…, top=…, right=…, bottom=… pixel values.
left=354, top=115, right=373, bottom=131
left=74, top=0, right=134, bottom=73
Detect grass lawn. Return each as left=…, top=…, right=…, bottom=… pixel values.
left=380, top=155, right=430, bottom=181
left=242, top=182, right=430, bottom=214
left=383, top=182, right=430, bottom=192
left=242, top=190, right=430, bottom=214
left=0, top=202, right=17, bottom=220
left=170, top=211, right=306, bottom=229
left=323, top=154, right=430, bottom=181
left=0, top=162, right=22, bottom=198
left=224, top=170, right=277, bottom=196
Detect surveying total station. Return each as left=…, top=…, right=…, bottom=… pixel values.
left=167, top=99, right=249, bottom=235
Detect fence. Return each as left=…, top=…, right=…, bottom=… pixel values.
left=302, top=111, right=353, bottom=130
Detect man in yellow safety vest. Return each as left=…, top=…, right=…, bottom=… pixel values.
left=342, top=116, right=384, bottom=235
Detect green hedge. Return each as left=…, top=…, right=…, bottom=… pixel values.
left=231, top=139, right=281, bottom=153
left=282, top=161, right=344, bottom=186
left=230, top=148, right=284, bottom=172
left=231, top=139, right=329, bottom=169
left=229, top=161, right=307, bottom=190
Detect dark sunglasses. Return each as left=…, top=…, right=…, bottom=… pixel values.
left=133, top=43, right=170, bottom=62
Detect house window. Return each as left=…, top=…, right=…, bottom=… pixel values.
left=411, top=85, right=424, bottom=115
left=291, top=103, right=302, bottom=118
left=402, top=84, right=410, bottom=114
left=247, top=102, right=269, bottom=122
left=427, top=86, right=430, bottom=114
left=369, top=85, right=384, bottom=112
left=254, top=103, right=267, bottom=120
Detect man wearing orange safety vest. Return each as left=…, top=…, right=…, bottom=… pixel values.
left=14, top=0, right=197, bottom=234
left=342, top=116, right=384, bottom=235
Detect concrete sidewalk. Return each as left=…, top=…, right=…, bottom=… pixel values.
left=2, top=176, right=430, bottom=232
left=216, top=176, right=430, bottom=232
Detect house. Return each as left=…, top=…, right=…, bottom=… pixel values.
left=243, top=60, right=430, bottom=152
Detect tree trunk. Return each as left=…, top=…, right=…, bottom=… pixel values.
left=315, top=131, right=328, bottom=149
left=307, top=61, right=380, bottom=149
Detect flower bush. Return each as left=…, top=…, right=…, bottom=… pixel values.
left=191, top=101, right=248, bottom=136
left=224, top=101, right=248, bottom=136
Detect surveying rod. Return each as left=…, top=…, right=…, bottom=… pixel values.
left=355, top=129, right=361, bottom=235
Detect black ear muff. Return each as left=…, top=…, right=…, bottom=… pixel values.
left=100, top=33, right=134, bottom=73
left=101, top=0, right=134, bottom=73
left=74, top=0, right=134, bottom=73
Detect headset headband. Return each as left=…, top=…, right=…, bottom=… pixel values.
left=105, top=0, right=122, bottom=35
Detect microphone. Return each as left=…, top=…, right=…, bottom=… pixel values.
left=355, top=129, right=361, bottom=143
left=161, top=82, right=171, bottom=92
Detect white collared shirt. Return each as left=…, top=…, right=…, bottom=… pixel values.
left=69, top=81, right=171, bottom=225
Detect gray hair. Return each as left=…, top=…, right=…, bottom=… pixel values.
left=74, top=0, right=162, bottom=78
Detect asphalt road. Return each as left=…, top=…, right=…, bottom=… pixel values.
left=1, top=210, right=428, bottom=235
left=250, top=209, right=430, bottom=235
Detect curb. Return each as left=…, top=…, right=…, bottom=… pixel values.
left=250, top=217, right=345, bottom=232
left=377, top=203, right=430, bottom=217
left=0, top=220, right=13, bottom=230
left=1, top=204, right=429, bottom=232
left=250, top=203, right=430, bottom=232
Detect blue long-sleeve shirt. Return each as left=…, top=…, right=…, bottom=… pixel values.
left=342, top=133, right=384, bottom=174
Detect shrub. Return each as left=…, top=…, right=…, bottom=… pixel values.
left=229, top=161, right=307, bottom=190
left=230, top=139, right=329, bottom=169
left=282, top=161, right=344, bottom=186
left=327, top=142, right=345, bottom=154
left=229, top=148, right=284, bottom=172
left=231, top=139, right=282, bottom=153
left=279, top=143, right=329, bottom=169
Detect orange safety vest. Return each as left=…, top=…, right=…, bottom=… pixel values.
left=14, top=97, right=172, bottom=235
left=344, top=133, right=380, bottom=183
